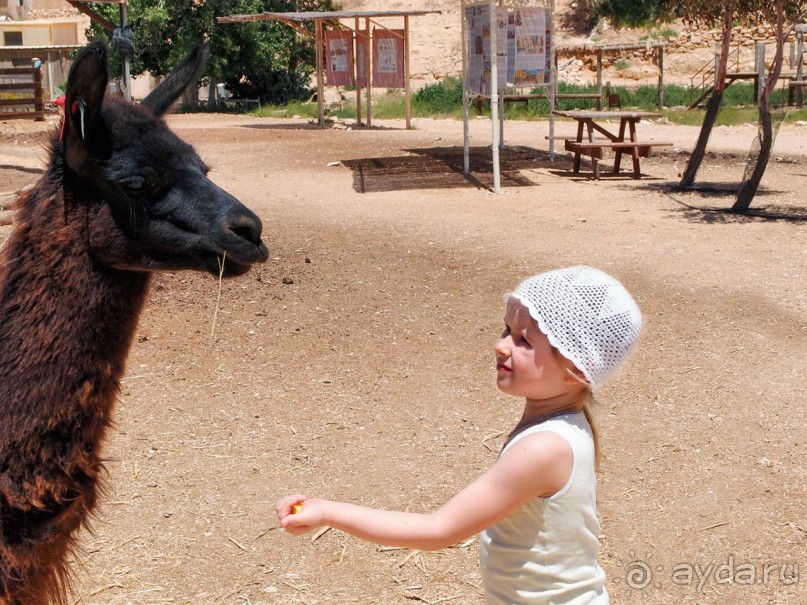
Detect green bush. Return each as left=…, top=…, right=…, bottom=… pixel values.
left=596, top=0, right=663, bottom=27
left=413, top=76, right=464, bottom=115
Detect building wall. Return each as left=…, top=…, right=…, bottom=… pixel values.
left=1, top=0, right=32, bottom=20
left=0, top=19, right=81, bottom=46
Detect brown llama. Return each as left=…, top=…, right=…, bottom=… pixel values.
left=0, top=42, right=268, bottom=604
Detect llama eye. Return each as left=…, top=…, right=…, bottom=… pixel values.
left=120, top=176, right=146, bottom=191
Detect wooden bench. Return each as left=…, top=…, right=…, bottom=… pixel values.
left=219, top=98, right=261, bottom=111
left=564, top=139, right=673, bottom=178
left=474, top=92, right=602, bottom=113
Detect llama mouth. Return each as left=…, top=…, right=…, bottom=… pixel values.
left=205, top=245, right=268, bottom=277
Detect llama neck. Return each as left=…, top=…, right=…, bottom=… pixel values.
left=0, top=172, right=150, bottom=433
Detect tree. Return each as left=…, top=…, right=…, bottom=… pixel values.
left=655, top=1, right=746, bottom=188
left=661, top=0, right=807, bottom=211
left=733, top=1, right=806, bottom=211
left=87, top=0, right=336, bottom=104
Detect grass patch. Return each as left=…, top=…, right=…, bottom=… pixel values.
left=663, top=106, right=807, bottom=127
left=246, top=79, right=807, bottom=127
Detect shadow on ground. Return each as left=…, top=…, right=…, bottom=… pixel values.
left=639, top=181, right=807, bottom=222
left=341, top=145, right=570, bottom=193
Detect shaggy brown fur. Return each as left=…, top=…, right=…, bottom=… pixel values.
left=0, top=43, right=267, bottom=605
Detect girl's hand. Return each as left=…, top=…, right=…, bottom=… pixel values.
left=276, top=494, right=327, bottom=536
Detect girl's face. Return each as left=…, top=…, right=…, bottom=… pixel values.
left=495, top=298, right=583, bottom=403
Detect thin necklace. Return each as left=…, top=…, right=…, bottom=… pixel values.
left=501, top=409, right=579, bottom=452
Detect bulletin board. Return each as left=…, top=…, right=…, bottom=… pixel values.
left=326, top=29, right=354, bottom=87
left=373, top=29, right=405, bottom=89
left=461, top=0, right=556, bottom=193
left=465, top=3, right=551, bottom=95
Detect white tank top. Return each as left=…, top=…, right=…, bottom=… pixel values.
left=479, top=413, right=608, bottom=605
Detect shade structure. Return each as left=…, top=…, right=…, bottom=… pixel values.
left=218, top=9, right=441, bottom=128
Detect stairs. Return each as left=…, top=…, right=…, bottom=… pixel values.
left=688, top=45, right=755, bottom=109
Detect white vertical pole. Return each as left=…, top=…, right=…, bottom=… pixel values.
left=404, top=15, right=411, bottom=129
left=355, top=17, right=362, bottom=125
left=120, top=2, right=131, bottom=101
left=548, top=0, right=556, bottom=161
left=461, top=0, right=470, bottom=173
left=490, top=0, right=501, bottom=193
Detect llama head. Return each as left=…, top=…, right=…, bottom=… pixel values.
left=61, top=41, right=269, bottom=277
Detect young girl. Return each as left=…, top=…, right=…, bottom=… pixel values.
left=277, top=265, right=642, bottom=604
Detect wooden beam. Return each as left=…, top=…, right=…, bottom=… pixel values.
left=365, top=16, right=372, bottom=127
left=66, top=0, right=119, bottom=32
left=315, top=19, right=324, bottom=126
left=355, top=17, right=362, bottom=125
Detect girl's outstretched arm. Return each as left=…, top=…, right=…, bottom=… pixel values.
left=276, top=430, right=573, bottom=551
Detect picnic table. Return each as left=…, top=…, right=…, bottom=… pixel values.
left=553, top=110, right=672, bottom=179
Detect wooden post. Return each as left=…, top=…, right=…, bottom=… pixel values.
left=499, top=95, right=504, bottom=149
left=755, top=41, right=765, bottom=105
left=315, top=19, right=325, bottom=126
left=355, top=17, right=362, bottom=125
left=714, top=40, right=722, bottom=83
left=366, top=17, right=372, bottom=127
left=797, top=29, right=804, bottom=108
left=404, top=15, right=411, bottom=129
left=46, top=51, right=54, bottom=100
left=32, top=60, right=45, bottom=121
left=657, top=45, right=664, bottom=110
left=596, top=48, right=603, bottom=100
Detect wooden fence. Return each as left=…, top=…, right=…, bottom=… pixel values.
left=0, top=65, right=46, bottom=121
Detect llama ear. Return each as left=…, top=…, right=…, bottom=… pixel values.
left=141, top=44, right=208, bottom=116
left=62, top=41, right=108, bottom=171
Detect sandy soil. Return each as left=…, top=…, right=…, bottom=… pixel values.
left=1, top=109, right=806, bottom=605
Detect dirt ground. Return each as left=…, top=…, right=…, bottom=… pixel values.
left=1, top=110, right=806, bottom=605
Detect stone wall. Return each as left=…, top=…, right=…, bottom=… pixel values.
left=576, top=25, right=803, bottom=74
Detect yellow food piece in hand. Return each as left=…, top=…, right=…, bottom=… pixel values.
left=291, top=504, right=304, bottom=514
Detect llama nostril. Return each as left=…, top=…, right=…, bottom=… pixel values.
left=226, top=214, right=263, bottom=247
left=232, top=224, right=257, bottom=243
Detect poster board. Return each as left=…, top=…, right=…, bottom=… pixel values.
left=511, top=7, right=550, bottom=86
left=325, top=30, right=354, bottom=87
left=464, top=2, right=551, bottom=94
left=373, top=29, right=405, bottom=88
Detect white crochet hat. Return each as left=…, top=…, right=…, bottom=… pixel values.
left=507, top=266, right=642, bottom=389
